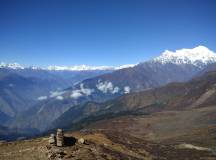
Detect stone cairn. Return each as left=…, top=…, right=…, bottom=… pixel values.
left=49, top=133, right=56, bottom=146
left=56, top=129, right=64, bottom=147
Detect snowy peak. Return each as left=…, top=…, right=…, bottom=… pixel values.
left=0, top=62, right=25, bottom=70
left=0, top=62, right=136, bottom=71
left=153, top=46, right=216, bottom=66
left=47, top=64, right=136, bottom=71
left=1, top=46, right=215, bottom=71
left=0, top=62, right=42, bottom=70
left=115, top=64, right=136, bottom=70
left=47, top=65, right=114, bottom=71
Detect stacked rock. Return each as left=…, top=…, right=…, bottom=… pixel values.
left=56, top=129, right=64, bottom=147
left=49, top=134, right=56, bottom=145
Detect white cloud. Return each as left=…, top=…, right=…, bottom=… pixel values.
left=80, top=83, right=94, bottom=96
left=49, top=90, right=65, bottom=98
left=96, top=81, right=120, bottom=94
left=112, top=86, right=120, bottom=94
left=96, top=81, right=113, bottom=93
left=70, top=90, right=83, bottom=99
left=37, top=96, right=47, bottom=101
left=56, top=95, right=64, bottom=100
left=124, top=86, right=131, bottom=94
left=70, top=84, right=94, bottom=99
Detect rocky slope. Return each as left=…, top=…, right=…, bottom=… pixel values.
left=0, top=130, right=215, bottom=160
left=52, top=69, right=216, bottom=131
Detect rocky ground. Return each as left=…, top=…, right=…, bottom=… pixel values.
left=1, top=105, right=216, bottom=160
left=0, top=130, right=216, bottom=160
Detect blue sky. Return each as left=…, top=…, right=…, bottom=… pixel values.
left=0, top=0, right=215, bottom=67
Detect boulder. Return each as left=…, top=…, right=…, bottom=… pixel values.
left=49, top=134, right=56, bottom=145
left=78, top=138, right=85, bottom=144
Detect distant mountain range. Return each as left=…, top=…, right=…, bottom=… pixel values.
left=0, top=62, right=136, bottom=71
left=0, top=62, right=135, bottom=122
left=8, top=46, right=216, bottom=134
left=0, top=67, right=114, bottom=124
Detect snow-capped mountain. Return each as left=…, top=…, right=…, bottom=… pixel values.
left=47, top=65, right=114, bottom=71
left=153, top=46, right=216, bottom=67
left=47, top=64, right=136, bottom=71
left=0, top=62, right=25, bottom=70
left=8, top=45, right=216, bottom=132
left=0, top=62, right=136, bottom=71
left=0, top=62, right=44, bottom=70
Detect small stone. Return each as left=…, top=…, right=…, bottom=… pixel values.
left=64, top=154, right=74, bottom=158
left=46, top=145, right=52, bottom=150
left=48, top=152, right=56, bottom=159
left=49, top=134, right=56, bottom=145
left=78, top=138, right=85, bottom=144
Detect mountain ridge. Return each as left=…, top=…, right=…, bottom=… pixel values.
left=52, top=70, right=216, bottom=132
left=0, top=62, right=136, bottom=71
left=7, top=46, right=216, bottom=134
left=2, top=46, right=216, bottom=71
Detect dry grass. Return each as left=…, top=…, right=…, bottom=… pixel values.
left=83, top=133, right=152, bottom=160
left=0, top=137, right=48, bottom=160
